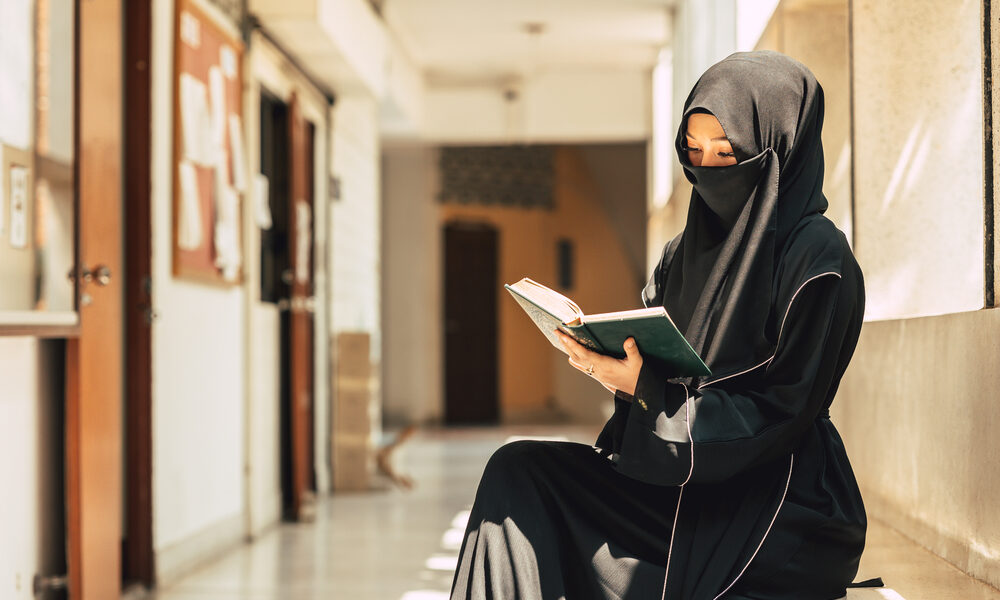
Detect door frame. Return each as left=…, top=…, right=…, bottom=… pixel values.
left=123, top=0, right=155, bottom=586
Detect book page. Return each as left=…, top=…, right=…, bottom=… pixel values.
left=582, top=306, right=671, bottom=325
left=509, top=278, right=582, bottom=324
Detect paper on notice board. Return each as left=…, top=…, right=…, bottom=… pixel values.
left=213, top=139, right=230, bottom=204
left=254, top=173, right=272, bottom=229
left=294, top=200, right=312, bottom=284
left=220, top=45, right=237, bottom=79
left=9, top=164, right=29, bottom=249
left=179, top=11, right=201, bottom=48
left=180, top=73, right=212, bottom=166
left=214, top=185, right=242, bottom=281
left=229, top=114, right=246, bottom=192
left=209, top=66, right=226, bottom=149
left=177, top=160, right=203, bottom=250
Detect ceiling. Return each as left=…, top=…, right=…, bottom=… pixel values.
left=381, top=0, right=676, bottom=84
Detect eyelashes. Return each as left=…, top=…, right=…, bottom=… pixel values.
left=682, top=145, right=735, bottom=158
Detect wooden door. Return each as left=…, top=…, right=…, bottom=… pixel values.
left=287, top=94, right=315, bottom=518
left=67, top=0, right=124, bottom=596
left=444, top=222, right=499, bottom=424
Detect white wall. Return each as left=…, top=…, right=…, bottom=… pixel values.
left=0, top=0, right=32, bottom=150
left=150, top=0, right=246, bottom=580
left=330, top=94, right=382, bottom=340
left=669, top=0, right=737, bottom=186
left=422, top=68, right=652, bottom=145
left=0, top=339, right=64, bottom=600
left=330, top=93, right=383, bottom=436
left=380, top=33, right=427, bottom=139
left=251, top=0, right=391, bottom=97
left=650, top=49, right=673, bottom=211
left=381, top=145, right=443, bottom=424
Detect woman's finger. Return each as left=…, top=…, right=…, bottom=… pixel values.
left=557, top=331, right=591, bottom=363
left=568, top=356, right=599, bottom=376
left=570, top=336, right=603, bottom=366
left=568, top=356, right=595, bottom=377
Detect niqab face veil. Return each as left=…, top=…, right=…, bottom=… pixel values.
left=642, top=50, right=829, bottom=384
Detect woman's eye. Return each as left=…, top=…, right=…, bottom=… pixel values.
left=682, top=145, right=702, bottom=153
left=718, top=151, right=735, bottom=158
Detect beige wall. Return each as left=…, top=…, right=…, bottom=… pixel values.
left=835, top=310, right=1000, bottom=589
left=833, top=0, right=998, bottom=588
left=755, top=1, right=852, bottom=240
left=852, top=0, right=985, bottom=320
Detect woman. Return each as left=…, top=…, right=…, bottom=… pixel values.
left=451, top=50, right=870, bottom=600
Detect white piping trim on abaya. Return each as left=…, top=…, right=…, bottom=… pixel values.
left=661, top=383, right=693, bottom=600
left=712, top=454, right=794, bottom=600
left=696, top=271, right=842, bottom=391
left=659, top=271, right=838, bottom=598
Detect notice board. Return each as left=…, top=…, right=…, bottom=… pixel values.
left=172, top=0, right=245, bottom=284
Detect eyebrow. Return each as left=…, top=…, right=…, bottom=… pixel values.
left=685, top=133, right=732, bottom=142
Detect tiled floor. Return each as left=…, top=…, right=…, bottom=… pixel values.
left=150, top=426, right=1000, bottom=600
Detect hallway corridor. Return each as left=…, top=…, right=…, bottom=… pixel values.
left=149, top=426, right=598, bottom=599
left=143, top=427, right=1000, bottom=600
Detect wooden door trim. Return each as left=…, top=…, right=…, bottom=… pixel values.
left=287, top=93, right=315, bottom=518
left=123, top=0, right=155, bottom=585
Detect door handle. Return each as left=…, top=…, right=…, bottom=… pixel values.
left=79, top=265, right=112, bottom=287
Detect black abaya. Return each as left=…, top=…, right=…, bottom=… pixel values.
left=451, top=51, right=869, bottom=600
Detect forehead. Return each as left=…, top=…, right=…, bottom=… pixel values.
left=685, top=112, right=728, bottom=139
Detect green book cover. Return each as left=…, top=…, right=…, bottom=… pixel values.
left=504, top=278, right=710, bottom=378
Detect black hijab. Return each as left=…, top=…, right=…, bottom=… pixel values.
left=642, top=50, right=830, bottom=385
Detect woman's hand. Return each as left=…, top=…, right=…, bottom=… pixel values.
left=555, top=331, right=643, bottom=396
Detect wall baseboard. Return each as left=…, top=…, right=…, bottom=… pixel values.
left=867, top=493, right=1000, bottom=591
left=248, top=491, right=282, bottom=540
left=155, top=513, right=244, bottom=587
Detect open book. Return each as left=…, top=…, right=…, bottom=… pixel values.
left=504, top=277, right=711, bottom=377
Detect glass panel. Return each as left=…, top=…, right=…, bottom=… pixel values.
left=0, top=0, right=77, bottom=326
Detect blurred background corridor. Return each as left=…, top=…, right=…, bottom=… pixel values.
left=1, top=0, right=999, bottom=598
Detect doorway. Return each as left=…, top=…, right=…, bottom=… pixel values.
left=260, top=90, right=316, bottom=521
left=443, top=221, right=499, bottom=424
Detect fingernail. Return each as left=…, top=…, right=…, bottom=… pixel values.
left=626, top=340, right=634, bottom=348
